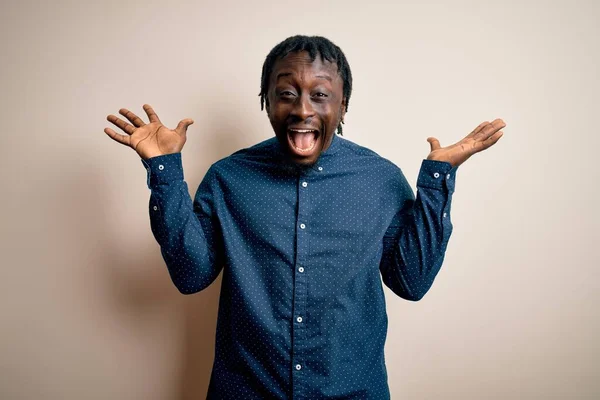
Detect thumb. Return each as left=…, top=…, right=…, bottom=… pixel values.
left=175, top=118, right=194, bottom=135
left=427, top=137, right=441, bottom=152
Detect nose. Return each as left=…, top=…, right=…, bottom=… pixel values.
left=290, top=92, right=315, bottom=121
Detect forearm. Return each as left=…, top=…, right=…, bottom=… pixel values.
left=142, top=153, right=222, bottom=294
left=380, top=160, right=457, bottom=301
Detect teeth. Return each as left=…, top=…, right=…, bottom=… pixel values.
left=289, top=129, right=316, bottom=133
left=291, top=140, right=316, bottom=152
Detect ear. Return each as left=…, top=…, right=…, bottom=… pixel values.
left=340, top=97, right=347, bottom=123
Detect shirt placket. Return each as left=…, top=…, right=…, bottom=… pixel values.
left=292, top=170, right=311, bottom=400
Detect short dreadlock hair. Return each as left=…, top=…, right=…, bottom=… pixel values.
left=259, top=35, right=353, bottom=136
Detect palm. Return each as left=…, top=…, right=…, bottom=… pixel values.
left=426, top=119, right=506, bottom=168
left=104, top=104, right=194, bottom=160
left=129, top=122, right=183, bottom=159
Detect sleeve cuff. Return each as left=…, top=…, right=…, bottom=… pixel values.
left=416, top=159, right=457, bottom=192
left=140, top=152, right=184, bottom=189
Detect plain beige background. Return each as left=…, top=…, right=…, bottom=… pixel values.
left=1, top=0, right=598, bottom=399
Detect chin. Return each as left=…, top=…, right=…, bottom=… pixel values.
left=286, top=157, right=317, bottom=175
left=292, top=156, right=319, bottom=166
left=283, top=147, right=320, bottom=166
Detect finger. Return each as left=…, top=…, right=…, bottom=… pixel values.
left=476, top=130, right=504, bottom=152
left=466, top=121, right=489, bottom=139
left=143, top=104, right=161, bottom=123
left=427, top=137, right=441, bottom=151
left=475, top=119, right=506, bottom=142
left=104, top=127, right=131, bottom=147
left=119, top=108, right=146, bottom=127
left=107, top=114, right=135, bottom=135
left=491, top=118, right=506, bottom=127
left=484, top=129, right=504, bottom=147
left=175, top=118, right=194, bottom=135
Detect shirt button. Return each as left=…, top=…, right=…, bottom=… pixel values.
left=446, top=173, right=450, bottom=179
left=153, top=206, right=158, bottom=211
left=298, top=267, right=304, bottom=273
left=300, top=223, right=306, bottom=229
left=296, top=316, right=303, bottom=323
left=318, top=166, right=323, bottom=171
left=295, top=364, right=302, bottom=370
left=433, top=172, right=440, bottom=178
left=302, top=181, right=308, bottom=187
left=158, top=164, right=164, bottom=170
left=443, top=212, right=447, bottom=218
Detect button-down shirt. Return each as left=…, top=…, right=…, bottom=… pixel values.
left=140, top=133, right=457, bottom=399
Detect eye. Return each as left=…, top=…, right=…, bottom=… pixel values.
left=280, top=91, right=295, bottom=97
left=314, top=92, right=327, bottom=97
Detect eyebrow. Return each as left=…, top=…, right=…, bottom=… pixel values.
left=275, top=72, right=333, bottom=82
left=316, top=75, right=332, bottom=82
left=275, top=72, right=292, bottom=81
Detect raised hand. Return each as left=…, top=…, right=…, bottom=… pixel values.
left=104, top=104, right=194, bottom=160
left=426, top=119, right=506, bottom=168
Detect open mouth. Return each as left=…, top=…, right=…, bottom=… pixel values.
left=287, top=128, right=319, bottom=155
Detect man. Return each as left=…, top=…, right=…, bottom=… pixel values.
left=104, top=35, right=505, bottom=399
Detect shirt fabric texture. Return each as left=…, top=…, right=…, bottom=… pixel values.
left=140, top=133, right=458, bottom=399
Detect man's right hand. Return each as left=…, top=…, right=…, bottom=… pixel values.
left=104, top=104, right=194, bottom=160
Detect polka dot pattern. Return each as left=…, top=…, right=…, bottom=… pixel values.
left=140, top=133, right=458, bottom=399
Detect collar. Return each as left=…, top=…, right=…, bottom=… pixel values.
left=319, top=132, right=342, bottom=157
left=273, top=132, right=342, bottom=172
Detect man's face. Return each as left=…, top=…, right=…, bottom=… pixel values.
left=266, top=51, right=346, bottom=166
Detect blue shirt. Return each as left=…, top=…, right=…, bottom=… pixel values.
left=141, top=133, right=457, bottom=399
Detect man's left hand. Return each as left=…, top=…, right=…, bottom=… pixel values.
left=426, top=119, right=506, bottom=168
